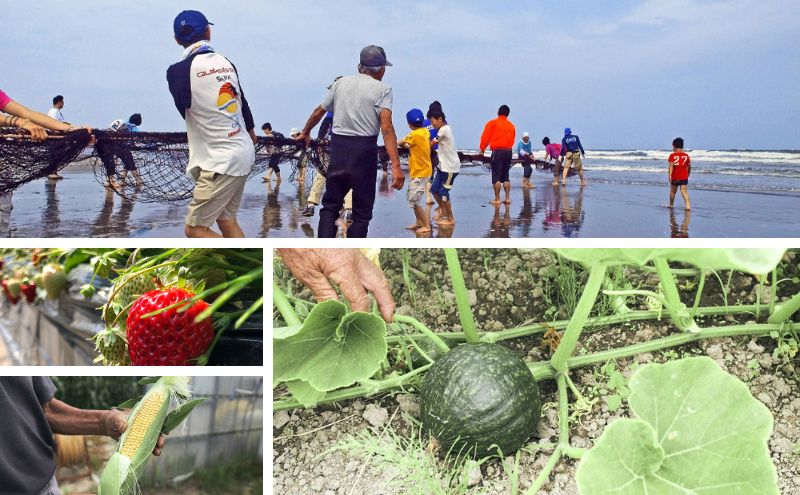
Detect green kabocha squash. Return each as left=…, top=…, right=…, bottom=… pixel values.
left=420, top=342, right=541, bottom=457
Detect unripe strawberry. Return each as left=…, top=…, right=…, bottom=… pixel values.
left=112, top=274, right=157, bottom=328
left=42, top=264, right=67, bottom=299
left=126, top=287, right=214, bottom=366
left=92, top=327, right=130, bottom=366
left=6, top=279, right=21, bottom=299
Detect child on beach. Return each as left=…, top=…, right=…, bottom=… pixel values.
left=542, top=137, right=562, bottom=185
left=668, top=137, right=691, bottom=209
left=429, top=108, right=460, bottom=226
left=400, top=108, right=433, bottom=233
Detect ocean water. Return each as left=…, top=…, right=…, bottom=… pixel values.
left=570, top=149, right=800, bottom=195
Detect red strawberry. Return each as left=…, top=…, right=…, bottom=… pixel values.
left=126, top=287, right=214, bottom=366
left=20, top=283, right=37, bottom=304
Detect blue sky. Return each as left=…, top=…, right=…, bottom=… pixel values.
left=3, top=1, right=798, bottom=149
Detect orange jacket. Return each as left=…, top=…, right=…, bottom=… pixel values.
left=479, top=115, right=516, bottom=152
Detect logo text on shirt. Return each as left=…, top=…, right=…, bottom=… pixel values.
left=197, top=67, right=235, bottom=78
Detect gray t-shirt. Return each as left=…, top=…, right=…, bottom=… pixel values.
left=0, top=377, right=57, bottom=495
left=320, top=74, right=393, bottom=137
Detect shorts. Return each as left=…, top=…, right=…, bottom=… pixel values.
left=564, top=151, right=583, bottom=171
left=490, top=148, right=513, bottom=183
left=186, top=169, right=247, bottom=227
left=407, top=177, right=428, bottom=208
left=671, top=179, right=688, bottom=186
left=431, top=170, right=458, bottom=201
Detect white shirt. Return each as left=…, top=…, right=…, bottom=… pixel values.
left=185, top=52, right=255, bottom=177
left=436, top=125, right=461, bottom=173
left=48, top=108, right=64, bottom=122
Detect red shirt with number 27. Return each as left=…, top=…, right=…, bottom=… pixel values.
left=668, top=152, right=691, bottom=181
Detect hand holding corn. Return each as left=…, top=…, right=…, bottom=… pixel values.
left=99, top=377, right=203, bottom=495
left=103, top=409, right=165, bottom=454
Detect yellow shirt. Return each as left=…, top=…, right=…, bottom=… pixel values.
left=402, top=127, right=432, bottom=179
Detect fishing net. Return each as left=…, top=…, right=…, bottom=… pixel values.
left=90, top=131, right=192, bottom=202
left=90, top=132, right=331, bottom=203
left=0, top=128, right=92, bottom=195
left=2, top=128, right=572, bottom=203
left=456, top=151, right=572, bottom=175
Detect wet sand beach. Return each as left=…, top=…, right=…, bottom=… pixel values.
left=3, top=166, right=798, bottom=238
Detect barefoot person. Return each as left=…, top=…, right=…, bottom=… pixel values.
left=261, top=122, right=284, bottom=184
left=400, top=108, right=432, bottom=234
left=560, top=127, right=587, bottom=186
left=516, top=132, right=536, bottom=189
left=0, top=377, right=165, bottom=495
left=46, top=95, right=67, bottom=180
left=479, top=105, right=516, bottom=204
left=167, top=10, right=256, bottom=238
left=97, top=114, right=144, bottom=189
left=542, top=136, right=562, bottom=185
left=668, top=137, right=692, bottom=210
left=429, top=107, right=459, bottom=226
left=295, top=45, right=404, bottom=238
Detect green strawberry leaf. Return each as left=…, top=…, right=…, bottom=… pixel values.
left=576, top=357, right=778, bottom=494
left=274, top=299, right=387, bottom=392
left=286, top=380, right=327, bottom=409
left=553, top=248, right=785, bottom=274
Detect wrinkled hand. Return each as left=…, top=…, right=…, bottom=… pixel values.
left=278, top=248, right=395, bottom=322
left=391, top=163, right=405, bottom=190
left=295, top=131, right=311, bottom=147
left=105, top=409, right=166, bottom=456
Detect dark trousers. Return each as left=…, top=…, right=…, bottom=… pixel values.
left=318, top=134, right=378, bottom=238
left=521, top=155, right=535, bottom=178
left=97, top=143, right=136, bottom=177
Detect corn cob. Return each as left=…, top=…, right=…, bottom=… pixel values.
left=99, top=376, right=192, bottom=495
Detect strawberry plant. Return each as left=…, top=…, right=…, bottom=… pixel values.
left=1, top=248, right=263, bottom=366
left=273, top=248, right=800, bottom=494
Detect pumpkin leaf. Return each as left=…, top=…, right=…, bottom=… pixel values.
left=553, top=248, right=785, bottom=274
left=286, top=380, right=327, bottom=409
left=576, top=357, right=778, bottom=494
left=273, top=299, right=387, bottom=392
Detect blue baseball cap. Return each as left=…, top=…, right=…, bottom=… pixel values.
left=360, top=45, right=392, bottom=67
left=406, top=108, right=424, bottom=125
left=564, top=127, right=572, bottom=135
left=174, top=10, right=213, bottom=43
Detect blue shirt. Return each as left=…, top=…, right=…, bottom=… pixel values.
left=425, top=119, right=438, bottom=150
left=516, top=139, right=532, bottom=156
left=561, top=134, right=584, bottom=155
